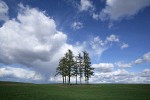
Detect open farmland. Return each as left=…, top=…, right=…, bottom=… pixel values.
left=0, top=81, right=150, bottom=100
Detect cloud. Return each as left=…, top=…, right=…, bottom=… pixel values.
left=134, top=52, right=150, bottom=64
left=114, top=52, right=150, bottom=68
left=0, top=4, right=86, bottom=82
left=113, top=69, right=129, bottom=76
left=106, top=34, right=119, bottom=42
left=0, top=0, right=9, bottom=21
left=115, top=61, right=132, bottom=68
left=90, top=69, right=150, bottom=83
left=121, top=43, right=129, bottom=49
left=90, top=34, right=120, bottom=57
left=99, top=0, right=150, bottom=21
left=134, top=58, right=143, bottom=64
left=92, top=63, right=114, bottom=73
left=0, top=4, right=64, bottom=71
left=0, top=66, right=43, bottom=82
left=71, top=21, right=83, bottom=30
left=143, top=52, right=150, bottom=62
left=131, top=69, right=150, bottom=83
left=92, top=36, right=106, bottom=47
left=141, top=69, right=150, bottom=77
left=92, top=13, right=99, bottom=20
left=79, top=0, right=94, bottom=11
left=90, top=36, right=107, bottom=56
left=90, top=69, right=129, bottom=83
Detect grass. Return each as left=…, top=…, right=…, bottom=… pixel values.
left=0, top=81, right=150, bottom=100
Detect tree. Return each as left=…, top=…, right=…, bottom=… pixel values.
left=73, top=60, right=78, bottom=85
left=78, top=53, right=83, bottom=85
left=83, top=51, right=94, bottom=84
left=55, top=57, right=67, bottom=84
left=55, top=49, right=74, bottom=85
left=62, top=57, right=68, bottom=84
left=66, top=49, right=74, bottom=85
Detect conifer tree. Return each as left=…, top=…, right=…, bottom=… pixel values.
left=73, top=60, right=78, bottom=85
left=55, top=57, right=67, bottom=84
left=66, top=49, right=74, bottom=85
left=83, top=51, right=94, bottom=84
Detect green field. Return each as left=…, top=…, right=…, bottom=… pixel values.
left=0, top=81, right=150, bottom=100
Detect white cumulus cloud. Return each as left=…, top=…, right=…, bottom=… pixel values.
left=99, top=0, right=150, bottom=21
left=115, top=61, right=132, bottom=68
left=92, top=63, right=114, bottom=73
left=134, top=58, right=143, bottom=64
left=0, top=4, right=86, bottom=82
left=90, top=69, right=150, bottom=83
left=0, top=66, right=43, bottom=82
left=143, top=52, right=150, bottom=62
left=134, top=52, right=150, bottom=64
left=141, top=69, right=150, bottom=77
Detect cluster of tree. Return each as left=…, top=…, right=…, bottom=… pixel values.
left=55, top=49, right=94, bottom=85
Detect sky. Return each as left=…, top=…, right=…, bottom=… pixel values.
left=0, top=0, right=150, bottom=84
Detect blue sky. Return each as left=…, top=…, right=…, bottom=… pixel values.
left=0, top=0, right=150, bottom=83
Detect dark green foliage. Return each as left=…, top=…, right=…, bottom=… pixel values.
left=55, top=49, right=75, bottom=85
left=55, top=57, right=68, bottom=84
left=78, top=53, right=83, bottom=84
left=83, top=51, right=94, bottom=84
left=72, top=60, right=79, bottom=85
left=0, top=81, right=150, bottom=100
left=66, top=49, right=74, bottom=85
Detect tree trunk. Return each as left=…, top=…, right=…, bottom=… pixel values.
left=80, top=76, right=82, bottom=85
left=65, top=76, right=66, bottom=84
left=79, top=68, right=81, bottom=85
left=63, top=76, right=64, bottom=84
left=87, top=78, right=89, bottom=84
left=68, top=74, right=70, bottom=85
left=76, top=74, right=77, bottom=85
left=68, top=76, right=70, bottom=85
left=79, top=61, right=82, bottom=85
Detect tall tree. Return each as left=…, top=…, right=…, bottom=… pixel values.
left=73, top=60, right=79, bottom=85
left=83, top=51, right=94, bottom=84
left=78, top=53, right=83, bottom=85
left=64, top=53, right=68, bottom=84
left=63, top=57, right=68, bottom=84
left=66, top=49, right=74, bottom=85
left=55, top=57, right=67, bottom=84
